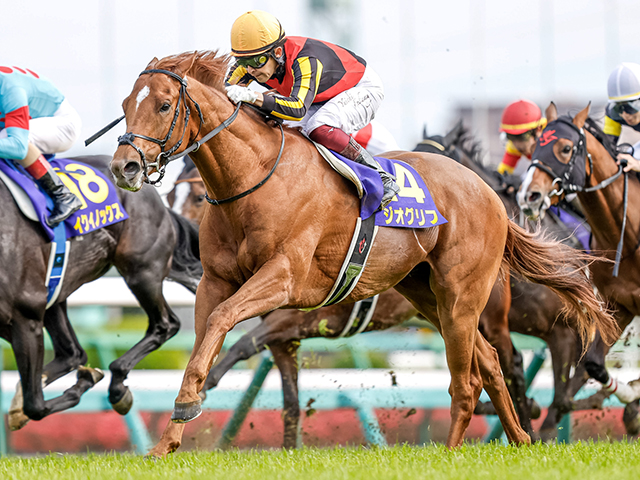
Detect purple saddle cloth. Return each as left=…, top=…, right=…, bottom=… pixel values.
left=0, top=158, right=128, bottom=241
left=330, top=151, right=447, bottom=229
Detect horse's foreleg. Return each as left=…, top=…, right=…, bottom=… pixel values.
left=270, top=339, right=301, bottom=449
left=174, top=259, right=293, bottom=416
left=11, top=311, right=101, bottom=427
left=147, top=275, right=235, bottom=458
left=539, top=327, right=577, bottom=441
left=41, top=302, right=88, bottom=385
left=108, top=271, right=181, bottom=414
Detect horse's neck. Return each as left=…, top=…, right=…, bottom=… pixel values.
left=189, top=93, right=278, bottom=204
left=580, top=134, right=638, bottom=250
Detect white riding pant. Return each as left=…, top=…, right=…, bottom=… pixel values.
left=285, top=66, right=385, bottom=136
left=0, top=99, right=82, bottom=165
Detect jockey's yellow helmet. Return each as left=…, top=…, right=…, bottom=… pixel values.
left=230, top=11, right=285, bottom=57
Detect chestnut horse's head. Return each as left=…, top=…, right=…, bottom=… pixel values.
left=110, top=51, right=229, bottom=191
left=517, top=102, right=591, bottom=220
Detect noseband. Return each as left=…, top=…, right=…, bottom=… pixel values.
left=86, top=68, right=240, bottom=186
left=87, top=68, right=285, bottom=204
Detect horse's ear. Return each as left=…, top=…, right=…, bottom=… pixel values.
left=146, top=57, right=159, bottom=69
left=422, top=124, right=428, bottom=140
left=545, top=102, right=558, bottom=122
left=181, top=51, right=199, bottom=77
left=573, top=102, right=591, bottom=129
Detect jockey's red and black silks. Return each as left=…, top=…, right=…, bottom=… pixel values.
left=227, top=36, right=366, bottom=121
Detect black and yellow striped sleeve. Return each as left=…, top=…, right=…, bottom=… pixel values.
left=225, top=64, right=254, bottom=86
left=261, top=57, right=323, bottom=121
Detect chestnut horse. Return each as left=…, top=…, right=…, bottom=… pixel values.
left=518, top=102, right=640, bottom=433
left=167, top=126, right=586, bottom=442
left=108, top=51, right=616, bottom=456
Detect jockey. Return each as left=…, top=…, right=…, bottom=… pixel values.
left=497, top=100, right=547, bottom=175
left=0, top=66, right=82, bottom=226
left=604, top=62, right=640, bottom=173
left=224, top=10, right=400, bottom=209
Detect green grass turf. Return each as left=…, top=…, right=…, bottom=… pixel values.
left=0, top=442, right=639, bottom=480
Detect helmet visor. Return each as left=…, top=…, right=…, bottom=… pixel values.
left=611, top=99, right=640, bottom=117
left=236, top=53, right=270, bottom=69
left=506, top=130, right=534, bottom=143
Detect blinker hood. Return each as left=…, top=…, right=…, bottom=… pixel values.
left=531, top=116, right=586, bottom=191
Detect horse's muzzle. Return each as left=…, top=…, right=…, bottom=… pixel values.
left=110, top=158, right=144, bottom=191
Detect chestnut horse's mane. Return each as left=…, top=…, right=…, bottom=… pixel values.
left=154, top=50, right=232, bottom=93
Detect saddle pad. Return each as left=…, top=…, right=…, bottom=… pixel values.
left=314, top=143, right=447, bottom=228
left=0, top=158, right=128, bottom=242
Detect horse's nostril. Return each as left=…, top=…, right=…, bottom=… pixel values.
left=124, top=162, right=141, bottom=176
left=528, top=192, right=541, bottom=203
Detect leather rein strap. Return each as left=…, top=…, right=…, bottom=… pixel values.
left=85, top=68, right=284, bottom=205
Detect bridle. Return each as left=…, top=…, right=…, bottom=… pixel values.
left=87, top=68, right=284, bottom=204
left=526, top=116, right=629, bottom=276
left=528, top=117, right=624, bottom=197
left=115, top=69, right=206, bottom=185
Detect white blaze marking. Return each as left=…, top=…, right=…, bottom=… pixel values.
left=135, top=86, right=150, bottom=111
left=172, top=183, right=190, bottom=214
left=517, top=168, right=536, bottom=207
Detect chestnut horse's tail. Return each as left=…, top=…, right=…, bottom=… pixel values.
left=503, top=220, right=619, bottom=347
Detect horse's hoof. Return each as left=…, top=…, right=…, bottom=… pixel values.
left=623, top=402, right=640, bottom=436
left=171, top=400, right=202, bottom=423
left=8, top=410, right=30, bottom=431
left=111, top=387, right=134, bottom=416
left=78, top=366, right=105, bottom=385
left=539, top=428, right=557, bottom=443
left=530, top=400, right=542, bottom=420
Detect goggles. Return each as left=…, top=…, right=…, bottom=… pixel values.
left=506, top=130, right=534, bottom=143
left=611, top=98, right=640, bottom=116
left=236, top=53, right=270, bottom=69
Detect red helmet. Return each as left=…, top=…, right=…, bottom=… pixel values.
left=500, top=100, right=543, bottom=135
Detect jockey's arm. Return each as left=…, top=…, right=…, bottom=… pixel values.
left=603, top=115, right=621, bottom=147
left=0, top=89, right=30, bottom=160
left=259, top=56, right=321, bottom=121
left=226, top=64, right=254, bottom=87
left=497, top=141, right=522, bottom=175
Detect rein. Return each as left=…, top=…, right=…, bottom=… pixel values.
left=87, top=68, right=285, bottom=206
left=527, top=117, right=629, bottom=277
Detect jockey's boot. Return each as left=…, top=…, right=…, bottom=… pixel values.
left=28, top=156, right=82, bottom=227
left=341, top=137, right=400, bottom=209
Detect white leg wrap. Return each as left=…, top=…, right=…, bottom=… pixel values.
left=603, top=377, right=640, bottom=403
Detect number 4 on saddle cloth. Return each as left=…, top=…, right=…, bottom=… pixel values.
left=0, top=158, right=128, bottom=307
left=306, top=144, right=447, bottom=310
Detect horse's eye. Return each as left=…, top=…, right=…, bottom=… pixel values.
left=562, top=145, right=572, bottom=154
left=160, top=103, right=171, bottom=113
left=196, top=194, right=205, bottom=202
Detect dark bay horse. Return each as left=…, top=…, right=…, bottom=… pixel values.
left=517, top=103, right=640, bottom=433
left=1, top=155, right=201, bottom=429
left=109, top=51, right=616, bottom=456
